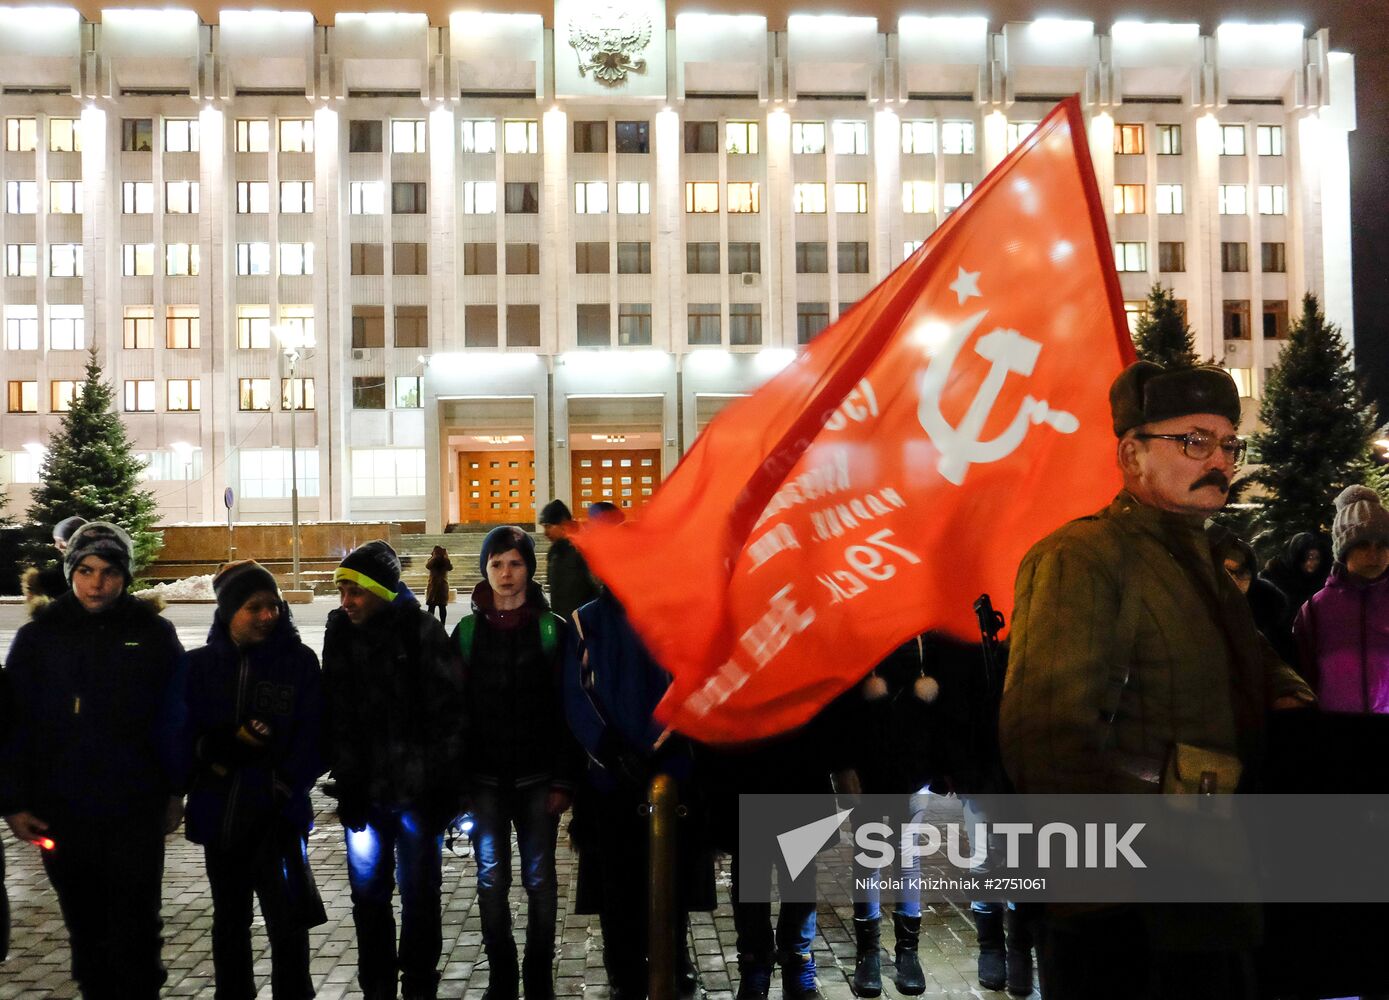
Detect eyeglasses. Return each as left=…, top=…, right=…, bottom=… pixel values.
left=1134, top=430, right=1247, bottom=463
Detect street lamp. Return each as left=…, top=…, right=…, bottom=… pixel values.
left=170, top=440, right=195, bottom=523
left=273, top=324, right=313, bottom=593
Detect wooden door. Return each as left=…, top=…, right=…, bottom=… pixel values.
left=457, top=450, right=536, bottom=524
left=570, top=449, right=661, bottom=519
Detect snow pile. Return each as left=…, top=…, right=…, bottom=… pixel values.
left=142, top=574, right=217, bottom=601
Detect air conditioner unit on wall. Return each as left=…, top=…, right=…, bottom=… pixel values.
left=740, top=272, right=759, bottom=287
left=352, top=348, right=365, bottom=360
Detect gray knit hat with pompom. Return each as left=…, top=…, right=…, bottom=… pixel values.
left=1333, top=485, right=1389, bottom=561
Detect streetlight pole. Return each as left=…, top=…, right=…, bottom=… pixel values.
left=286, top=345, right=301, bottom=593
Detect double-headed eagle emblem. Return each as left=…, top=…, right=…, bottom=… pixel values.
left=568, top=4, right=653, bottom=86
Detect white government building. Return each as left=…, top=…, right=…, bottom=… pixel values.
left=0, top=4, right=1356, bottom=530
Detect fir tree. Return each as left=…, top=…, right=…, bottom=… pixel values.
left=1247, top=292, right=1380, bottom=548
left=20, top=347, right=162, bottom=573
left=1132, top=283, right=1198, bottom=368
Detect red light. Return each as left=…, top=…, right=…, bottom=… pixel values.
left=35, top=837, right=55, bottom=851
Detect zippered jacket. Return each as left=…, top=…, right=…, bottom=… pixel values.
left=1295, top=564, right=1389, bottom=714
left=163, top=606, right=323, bottom=848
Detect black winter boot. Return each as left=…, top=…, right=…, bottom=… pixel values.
left=522, top=952, right=555, bottom=1000
left=973, top=907, right=1006, bottom=991
left=891, top=913, right=925, bottom=995
left=677, top=944, right=700, bottom=997
left=851, top=917, right=882, bottom=997
left=483, top=943, right=520, bottom=1000
left=1004, top=907, right=1035, bottom=997
left=735, top=953, right=773, bottom=1000
left=780, top=950, right=823, bottom=1000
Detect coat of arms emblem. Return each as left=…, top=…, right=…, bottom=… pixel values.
left=567, top=4, right=653, bottom=86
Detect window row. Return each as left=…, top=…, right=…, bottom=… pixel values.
left=5, top=377, right=203, bottom=413
left=237, top=448, right=427, bottom=499
left=1112, top=123, right=1283, bottom=157
left=1109, top=183, right=1286, bottom=216
left=4, top=305, right=86, bottom=351
left=349, top=306, right=429, bottom=349
left=347, top=181, right=428, bottom=215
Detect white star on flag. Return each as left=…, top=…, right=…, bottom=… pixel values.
left=950, top=267, right=982, bottom=305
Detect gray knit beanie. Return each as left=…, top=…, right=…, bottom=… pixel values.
left=63, top=521, right=134, bottom=583
left=1333, top=485, right=1389, bottom=562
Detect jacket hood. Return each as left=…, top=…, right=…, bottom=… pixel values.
left=33, top=588, right=167, bottom=625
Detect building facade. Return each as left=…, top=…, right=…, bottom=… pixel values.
left=0, top=5, right=1356, bottom=530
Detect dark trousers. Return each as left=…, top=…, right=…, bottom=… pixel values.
left=470, top=782, right=559, bottom=974
left=42, top=812, right=167, bottom=999
left=205, top=837, right=313, bottom=1000
left=729, top=852, right=816, bottom=962
left=345, top=808, right=444, bottom=999
left=426, top=605, right=447, bottom=628
left=1038, top=906, right=1257, bottom=1000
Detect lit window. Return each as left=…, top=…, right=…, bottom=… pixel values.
left=901, top=121, right=935, bottom=155
left=49, top=118, right=81, bottom=153
left=352, top=448, right=426, bottom=498
left=1123, top=300, right=1147, bottom=335
left=616, top=181, right=649, bottom=215
left=238, top=448, right=319, bottom=498
left=1256, top=125, right=1284, bottom=157
left=164, top=119, right=199, bottom=153
left=48, top=306, right=83, bottom=350
left=462, top=181, right=497, bottom=214
left=941, top=121, right=975, bottom=155
left=122, top=119, right=153, bottom=152
left=279, top=243, right=314, bottom=276
left=280, top=181, right=313, bottom=214
left=726, top=121, right=759, bottom=155
left=1218, top=185, right=1248, bottom=215
left=238, top=378, right=273, bottom=411
left=235, top=119, right=271, bottom=153
left=236, top=181, right=270, bottom=214
left=48, top=181, right=81, bottom=214
left=349, top=181, right=384, bottom=215
left=123, top=306, right=153, bottom=349
left=165, top=306, right=199, bottom=349
left=1258, top=185, right=1286, bottom=215
left=1113, top=241, right=1148, bottom=272
left=6, top=181, right=37, bottom=214
left=902, top=181, right=933, bottom=214
left=5, top=306, right=38, bottom=350
left=1155, top=184, right=1183, bottom=215
left=278, top=306, right=314, bottom=348
left=834, top=182, right=867, bottom=214
left=1156, top=124, right=1182, bottom=155
left=122, top=383, right=154, bottom=413
left=237, top=242, right=271, bottom=276
left=7, top=381, right=38, bottom=412
left=279, top=119, right=314, bottom=153
left=6, top=117, right=37, bottom=152
left=394, top=376, right=422, bottom=409
left=792, top=122, right=825, bottom=154
left=575, top=181, right=609, bottom=214
left=1113, top=184, right=1145, bottom=215
left=165, top=180, right=198, bottom=214
left=5, top=244, right=36, bottom=277
left=1220, top=125, right=1245, bottom=156
left=942, top=182, right=973, bottom=212
left=123, top=243, right=156, bottom=277
left=166, top=379, right=200, bottom=411
left=237, top=306, right=270, bottom=349
left=685, top=181, right=719, bottom=213
left=504, top=119, right=538, bottom=154
left=50, top=380, right=78, bottom=412
left=391, top=119, right=426, bottom=153
left=832, top=120, right=868, bottom=155
left=461, top=120, right=496, bottom=153
left=49, top=244, right=82, bottom=278
left=904, top=240, right=924, bottom=258
left=727, top=182, right=759, bottom=214
left=122, top=181, right=154, bottom=214
left=1114, top=124, right=1144, bottom=155
left=1007, top=121, right=1038, bottom=152
left=165, top=243, right=200, bottom=276
left=793, top=183, right=826, bottom=214
left=280, top=377, right=314, bottom=410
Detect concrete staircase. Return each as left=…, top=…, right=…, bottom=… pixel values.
left=393, top=530, right=548, bottom=604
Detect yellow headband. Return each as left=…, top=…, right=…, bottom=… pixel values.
left=333, top=567, right=397, bottom=602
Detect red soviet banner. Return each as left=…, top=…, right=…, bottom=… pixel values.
left=576, top=96, right=1135, bottom=744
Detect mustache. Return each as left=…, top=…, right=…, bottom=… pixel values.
left=1191, top=470, right=1231, bottom=493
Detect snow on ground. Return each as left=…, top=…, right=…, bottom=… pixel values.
left=141, top=574, right=216, bottom=601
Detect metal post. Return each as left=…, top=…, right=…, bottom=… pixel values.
left=287, top=349, right=301, bottom=592
left=648, top=773, right=677, bottom=1000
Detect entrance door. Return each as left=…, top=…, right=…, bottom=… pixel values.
left=458, top=450, right=537, bottom=524
left=570, top=449, right=661, bottom=518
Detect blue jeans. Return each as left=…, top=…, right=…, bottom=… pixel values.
left=960, top=795, right=1009, bottom=917
left=730, top=851, right=817, bottom=961
left=345, top=808, right=443, bottom=999
left=469, top=782, right=559, bottom=972
left=851, top=790, right=926, bottom=921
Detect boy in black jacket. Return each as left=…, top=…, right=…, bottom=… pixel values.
left=0, top=522, right=183, bottom=997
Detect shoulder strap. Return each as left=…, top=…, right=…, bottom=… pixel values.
left=539, top=614, right=558, bottom=659
left=456, top=614, right=477, bottom=663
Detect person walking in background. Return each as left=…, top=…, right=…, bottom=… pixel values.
left=0, top=522, right=184, bottom=997
left=323, top=541, right=465, bottom=1000
left=164, top=560, right=324, bottom=1000
left=538, top=500, right=599, bottom=620
left=1295, top=486, right=1389, bottom=713
left=455, top=525, right=579, bottom=1000
left=425, top=545, right=453, bottom=627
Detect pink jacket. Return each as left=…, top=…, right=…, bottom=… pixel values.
left=1294, top=564, right=1389, bottom=714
